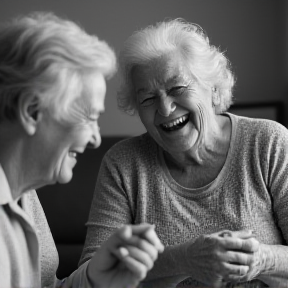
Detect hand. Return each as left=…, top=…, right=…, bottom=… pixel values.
left=87, top=224, right=164, bottom=288
left=183, top=230, right=259, bottom=287
left=229, top=242, right=273, bottom=283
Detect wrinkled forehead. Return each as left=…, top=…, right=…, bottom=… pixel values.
left=71, top=71, right=106, bottom=114
left=131, top=52, right=192, bottom=89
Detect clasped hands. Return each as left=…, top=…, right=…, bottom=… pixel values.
left=87, top=223, right=164, bottom=288
left=184, top=230, right=269, bottom=287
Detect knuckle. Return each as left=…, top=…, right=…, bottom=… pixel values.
left=138, top=239, right=146, bottom=249
left=239, top=265, right=248, bottom=275
left=214, top=250, right=222, bottom=260
left=234, top=252, right=248, bottom=265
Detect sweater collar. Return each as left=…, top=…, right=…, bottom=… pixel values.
left=0, top=164, right=14, bottom=205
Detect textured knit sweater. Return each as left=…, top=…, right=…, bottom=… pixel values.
left=80, top=113, right=288, bottom=287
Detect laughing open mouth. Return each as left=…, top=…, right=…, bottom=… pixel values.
left=160, top=114, right=189, bottom=132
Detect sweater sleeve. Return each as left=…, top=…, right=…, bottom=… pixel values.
left=79, top=149, right=134, bottom=266
left=265, top=122, right=288, bottom=243
left=255, top=122, right=288, bottom=284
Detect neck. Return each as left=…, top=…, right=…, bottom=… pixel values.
left=0, top=122, right=37, bottom=199
left=163, top=114, right=231, bottom=169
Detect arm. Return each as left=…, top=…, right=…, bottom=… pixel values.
left=79, top=152, right=134, bottom=266
left=258, top=123, right=288, bottom=285
left=58, top=224, right=164, bottom=288
left=79, top=149, right=190, bottom=287
left=235, top=124, right=288, bottom=286
left=219, top=123, right=288, bottom=287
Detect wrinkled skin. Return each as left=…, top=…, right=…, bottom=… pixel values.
left=184, top=230, right=261, bottom=287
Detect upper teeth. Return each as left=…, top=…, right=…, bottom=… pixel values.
left=162, top=115, right=188, bottom=128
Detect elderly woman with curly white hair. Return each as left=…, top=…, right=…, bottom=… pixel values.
left=0, top=12, right=164, bottom=288
left=80, top=18, right=288, bottom=287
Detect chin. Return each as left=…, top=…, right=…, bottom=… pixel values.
left=57, top=172, right=73, bottom=184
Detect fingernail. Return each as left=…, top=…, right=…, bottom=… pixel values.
left=118, top=246, right=129, bottom=257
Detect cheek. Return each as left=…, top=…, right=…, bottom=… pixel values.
left=179, top=94, right=211, bottom=115
left=139, top=108, right=155, bottom=127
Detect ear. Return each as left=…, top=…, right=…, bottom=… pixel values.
left=212, top=87, right=220, bottom=106
left=18, top=95, right=42, bottom=136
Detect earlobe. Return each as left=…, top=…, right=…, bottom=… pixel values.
left=18, top=95, right=41, bottom=136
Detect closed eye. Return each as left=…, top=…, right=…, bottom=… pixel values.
left=167, top=86, right=187, bottom=96
left=140, top=97, right=155, bottom=107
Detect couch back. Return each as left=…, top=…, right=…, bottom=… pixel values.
left=37, top=137, right=126, bottom=278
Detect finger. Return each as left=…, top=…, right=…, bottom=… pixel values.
left=117, top=225, right=133, bottom=241
left=141, top=227, right=165, bottom=252
left=135, top=238, right=159, bottom=261
left=125, top=245, right=155, bottom=270
left=116, top=237, right=159, bottom=262
left=222, top=237, right=259, bottom=252
left=225, top=250, right=254, bottom=265
left=112, top=245, right=155, bottom=277
left=113, top=246, right=130, bottom=259
left=121, top=255, right=148, bottom=282
left=223, top=263, right=249, bottom=278
left=227, top=274, right=247, bottom=283
left=229, top=230, right=254, bottom=239
left=218, top=230, right=256, bottom=240
left=123, top=224, right=164, bottom=253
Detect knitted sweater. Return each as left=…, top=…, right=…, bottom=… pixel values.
left=80, top=113, right=288, bottom=287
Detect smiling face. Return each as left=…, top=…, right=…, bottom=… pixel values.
left=36, top=71, right=106, bottom=185
left=132, top=52, right=215, bottom=156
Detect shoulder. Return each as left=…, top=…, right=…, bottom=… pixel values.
left=230, top=113, right=288, bottom=142
left=229, top=114, right=288, bottom=165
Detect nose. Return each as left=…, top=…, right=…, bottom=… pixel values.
left=157, top=97, right=176, bottom=117
left=87, top=124, right=101, bottom=149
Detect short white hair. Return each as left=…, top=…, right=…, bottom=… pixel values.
left=118, top=18, right=235, bottom=115
left=0, top=12, right=116, bottom=122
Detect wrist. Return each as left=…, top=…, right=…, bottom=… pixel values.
left=181, top=240, right=196, bottom=275
left=259, top=244, right=275, bottom=275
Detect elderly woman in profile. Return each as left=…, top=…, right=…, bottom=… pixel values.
left=0, top=12, right=164, bottom=288
left=80, top=18, right=288, bottom=287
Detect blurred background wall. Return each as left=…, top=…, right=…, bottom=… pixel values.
left=0, top=0, right=287, bottom=136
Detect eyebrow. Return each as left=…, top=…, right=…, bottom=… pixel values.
left=168, top=75, right=181, bottom=82
left=166, top=75, right=186, bottom=85
left=136, top=88, right=149, bottom=94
